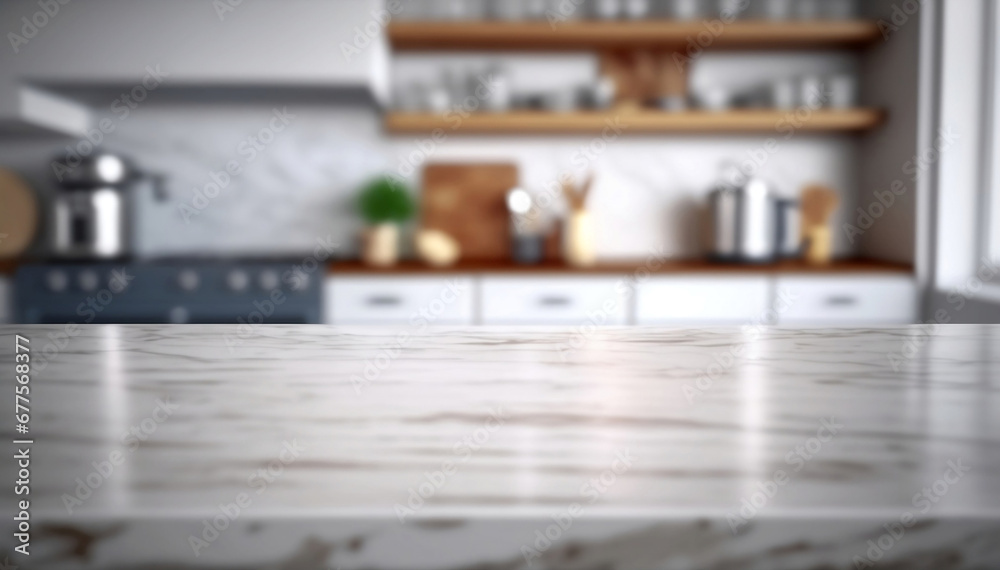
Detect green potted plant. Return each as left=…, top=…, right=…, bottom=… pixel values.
left=357, top=176, right=415, bottom=267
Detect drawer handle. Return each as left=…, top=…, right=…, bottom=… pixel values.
left=538, top=296, right=572, bottom=307
left=366, top=295, right=402, bottom=307
left=825, top=296, right=858, bottom=307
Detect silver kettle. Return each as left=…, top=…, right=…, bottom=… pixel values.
left=707, top=165, right=777, bottom=263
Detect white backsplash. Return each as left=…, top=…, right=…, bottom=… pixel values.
left=1, top=94, right=859, bottom=261
left=387, top=134, right=858, bottom=259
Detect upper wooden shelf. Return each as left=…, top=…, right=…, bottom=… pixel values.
left=388, top=20, right=884, bottom=51
left=386, top=109, right=885, bottom=135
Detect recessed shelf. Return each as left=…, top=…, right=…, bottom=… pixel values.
left=388, top=20, right=884, bottom=51
left=385, top=109, right=885, bottom=135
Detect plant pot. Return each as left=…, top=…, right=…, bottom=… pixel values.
left=362, top=224, right=399, bottom=267
left=564, top=211, right=596, bottom=267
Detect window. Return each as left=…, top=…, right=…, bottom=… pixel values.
left=989, top=2, right=1000, bottom=261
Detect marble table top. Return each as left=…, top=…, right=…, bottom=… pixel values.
left=2, top=325, right=999, bottom=569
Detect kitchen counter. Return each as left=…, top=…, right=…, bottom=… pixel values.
left=328, top=258, right=914, bottom=275
left=2, top=325, right=998, bottom=569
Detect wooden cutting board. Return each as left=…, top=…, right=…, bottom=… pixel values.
left=422, top=163, right=518, bottom=261
left=0, top=168, right=39, bottom=259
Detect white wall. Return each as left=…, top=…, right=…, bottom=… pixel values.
left=0, top=96, right=859, bottom=260
left=856, top=0, right=923, bottom=266
left=0, top=0, right=384, bottom=86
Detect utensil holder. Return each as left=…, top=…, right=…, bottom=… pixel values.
left=804, top=225, right=833, bottom=265
left=565, top=211, right=597, bottom=267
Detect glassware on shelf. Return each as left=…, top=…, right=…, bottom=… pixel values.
left=467, top=0, right=489, bottom=19
left=577, top=76, right=617, bottom=109
left=667, top=0, right=705, bottom=21
left=544, top=87, right=579, bottom=112
left=594, top=76, right=617, bottom=109
left=698, top=86, right=733, bottom=111
left=658, top=95, right=688, bottom=112
left=524, top=0, right=549, bottom=19
left=794, top=0, right=822, bottom=20
left=394, top=80, right=428, bottom=111
left=550, top=0, right=588, bottom=20
left=481, top=64, right=513, bottom=112
left=445, top=68, right=470, bottom=107
left=824, top=0, right=858, bottom=19
left=593, top=0, right=623, bottom=19
left=412, top=65, right=517, bottom=113
left=395, top=0, right=430, bottom=20
left=827, top=74, right=859, bottom=109
left=431, top=0, right=460, bottom=19
left=799, top=75, right=825, bottom=109
left=491, top=0, right=528, bottom=20
left=623, top=0, right=651, bottom=19
left=426, top=84, right=451, bottom=113
left=432, top=0, right=487, bottom=20
left=759, top=0, right=793, bottom=20
left=718, top=0, right=749, bottom=20
left=769, top=78, right=797, bottom=110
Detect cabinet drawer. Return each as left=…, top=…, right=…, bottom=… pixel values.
left=636, top=276, right=771, bottom=324
left=776, top=276, right=916, bottom=324
left=480, top=277, right=628, bottom=325
left=325, top=277, right=474, bottom=325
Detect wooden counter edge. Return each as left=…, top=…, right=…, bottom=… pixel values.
left=327, top=259, right=914, bottom=276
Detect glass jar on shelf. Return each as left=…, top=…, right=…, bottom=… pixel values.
left=824, top=0, right=858, bottom=19
left=666, top=0, right=705, bottom=21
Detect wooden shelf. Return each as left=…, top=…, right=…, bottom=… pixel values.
left=385, top=109, right=885, bottom=135
left=388, top=20, right=884, bottom=51
left=329, top=259, right=913, bottom=276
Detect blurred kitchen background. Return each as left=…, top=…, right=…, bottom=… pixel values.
left=0, top=0, right=997, bottom=326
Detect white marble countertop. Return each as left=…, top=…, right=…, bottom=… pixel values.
left=2, top=325, right=999, bottom=569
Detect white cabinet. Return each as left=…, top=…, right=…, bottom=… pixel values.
left=325, top=276, right=474, bottom=325
left=775, top=276, right=917, bottom=324
left=635, top=276, right=772, bottom=325
left=322, top=273, right=918, bottom=326
left=480, top=276, right=628, bottom=325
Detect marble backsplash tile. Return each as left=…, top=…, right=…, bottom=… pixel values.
left=0, top=102, right=859, bottom=260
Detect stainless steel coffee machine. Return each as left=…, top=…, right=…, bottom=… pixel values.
left=51, top=154, right=142, bottom=259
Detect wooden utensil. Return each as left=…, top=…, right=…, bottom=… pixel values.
left=561, top=173, right=593, bottom=212
left=422, top=163, right=518, bottom=261
left=0, top=168, right=39, bottom=259
left=800, top=185, right=840, bottom=265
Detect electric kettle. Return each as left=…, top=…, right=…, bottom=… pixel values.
left=707, top=163, right=777, bottom=263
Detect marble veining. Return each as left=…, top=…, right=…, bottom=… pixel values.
left=1, top=325, right=999, bottom=569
